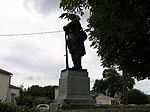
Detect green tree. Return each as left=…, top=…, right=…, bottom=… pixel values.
left=92, top=68, right=135, bottom=97
left=26, top=85, right=43, bottom=97
left=16, top=85, right=57, bottom=107
left=60, top=0, right=150, bottom=80
left=92, top=79, right=104, bottom=93
left=128, top=89, right=149, bottom=104
left=43, top=85, right=56, bottom=100
left=24, top=85, right=57, bottom=100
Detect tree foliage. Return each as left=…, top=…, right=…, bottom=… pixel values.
left=92, top=68, right=135, bottom=97
left=60, top=0, right=150, bottom=80
left=25, top=85, right=43, bottom=97
left=16, top=85, right=57, bottom=107
left=128, top=89, right=149, bottom=104
left=23, top=85, right=56, bottom=100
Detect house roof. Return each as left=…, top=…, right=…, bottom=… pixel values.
left=0, top=68, right=13, bottom=76
left=10, top=84, right=20, bottom=89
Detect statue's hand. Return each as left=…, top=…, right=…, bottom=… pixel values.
left=66, top=37, right=71, bottom=42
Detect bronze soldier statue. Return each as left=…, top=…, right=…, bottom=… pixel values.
left=63, top=14, right=87, bottom=70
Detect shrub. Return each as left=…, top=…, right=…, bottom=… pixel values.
left=0, top=101, right=20, bottom=112
left=0, top=101, right=40, bottom=112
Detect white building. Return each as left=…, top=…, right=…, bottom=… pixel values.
left=9, top=85, right=20, bottom=104
left=0, top=68, right=20, bottom=104
left=95, top=94, right=114, bottom=105
left=0, top=69, right=12, bottom=101
left=54, top=86, right=59, bottom=100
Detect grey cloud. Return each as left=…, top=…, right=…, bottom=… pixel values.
left=2, top=55, right=64, bottom=75
left=23, top=0, right=61, bottom=15
left=24, top=76, right=41, bottom=80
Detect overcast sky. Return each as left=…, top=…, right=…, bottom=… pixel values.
left=0, top=0, right=150, bottom=94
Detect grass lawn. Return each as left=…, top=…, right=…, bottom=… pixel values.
left=49, top=105, right=150, bottom=112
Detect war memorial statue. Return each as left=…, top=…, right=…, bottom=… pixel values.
left=50, top=14, right=95, bottom=109
left=63, top=14, right=87, bottom=70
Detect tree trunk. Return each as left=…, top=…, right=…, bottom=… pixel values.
left=123, top=70, right=128, bottom=105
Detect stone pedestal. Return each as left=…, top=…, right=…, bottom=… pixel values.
left=50, top=69, right=95, bottom=109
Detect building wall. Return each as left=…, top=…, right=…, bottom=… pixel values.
left=0, top=73, right=10, bottom=101
left=9, top=88, right=20, bottom=104
left=55, top=87, right=59, bottom=99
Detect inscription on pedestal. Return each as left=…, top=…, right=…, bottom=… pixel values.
left=52, top=69, right=95, bottom=109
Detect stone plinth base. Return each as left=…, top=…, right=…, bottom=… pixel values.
left=50, top=69, right=95, bottom=110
